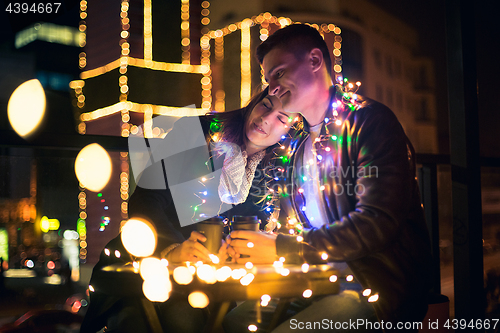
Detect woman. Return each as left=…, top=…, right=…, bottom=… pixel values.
left=80, top=88, right=300, bottom=333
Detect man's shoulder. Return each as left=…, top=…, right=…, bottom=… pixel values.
left=340, top=93, right=399, bottom=123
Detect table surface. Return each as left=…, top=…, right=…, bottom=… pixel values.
left=96, top=262, right=340, bottom=302
left=93, top=262, right=341, bottom=333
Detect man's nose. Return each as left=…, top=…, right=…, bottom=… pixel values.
left=268, top=79, right=280, bottom=96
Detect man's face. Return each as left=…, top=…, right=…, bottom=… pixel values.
left=262, top=47, right=317, bottom=115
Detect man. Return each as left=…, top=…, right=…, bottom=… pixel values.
left=226, top=24, right=433, bottom=331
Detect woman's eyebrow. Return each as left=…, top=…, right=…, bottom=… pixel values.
left=264, top=97, right=274, bottom=107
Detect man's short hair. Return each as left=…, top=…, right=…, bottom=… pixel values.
left=256, top=24, right=332, bottom=78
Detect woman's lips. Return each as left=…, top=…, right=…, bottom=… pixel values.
left=254, top=123, right=267, bottom=135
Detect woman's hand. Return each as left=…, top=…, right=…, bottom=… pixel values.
left=226, top=230, right=278, bottom=264
left=167, top=231, right=211, bottom=263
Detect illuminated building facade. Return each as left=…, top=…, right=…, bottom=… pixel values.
left=0, top=13, right=82, bottom=277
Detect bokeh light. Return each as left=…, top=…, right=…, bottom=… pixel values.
left=74, top=143, right=112, bottom=192
left=8, top=79, right=46, bottom=137
left=173, top=266, right=194, bottom=285
left=142, top=277, right=171, bottom=302
left=188, top=291, right=209, bottom=308
left=140, top=257, right=168, bottom=281
left=121, top=218, right=157, bottom=257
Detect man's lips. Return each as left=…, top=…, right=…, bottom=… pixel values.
left=253, top=123, right=267, bottom=135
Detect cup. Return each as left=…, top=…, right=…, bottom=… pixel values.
left=196, top=216, right=225, bottom=254
left=231, top=215, right=260, bottom=232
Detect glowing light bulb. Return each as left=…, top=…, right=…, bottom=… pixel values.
left=240, top=273, right=255, bottom=286
left=143, top=277, right=171, bottom=302
left=75, top=143, right=112, bottom=192
left=302, top=289, right=313, bottom=298
left=301, top=263, right=309, bottom=273
left=231, top=268, right=246, bottom=280
left=8, top=79, right=46, bottom=137
left=248, top=324, right=258, bottom=332
left=140, top=257, right=168, bottom=281
left=215, top=266, right=232, bottom=282
left=173, top=266, right=194, bottom=285
left=329, top=275, right=338, bottom=282
left=121, top=218, right=157, bottom=257
left=346, top=275, right=354, bottom=282
left=368, top=294, right=379, bottom=303
left=188, top=291, right=209, bottom=308
left=197, top=264, right=217, bottom=284
left=362, top=289, right=372, bottom=296
left=209, top=254, right=219, bottom=264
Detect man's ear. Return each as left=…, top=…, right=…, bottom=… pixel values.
left=309, top=48, right=324, bottom=73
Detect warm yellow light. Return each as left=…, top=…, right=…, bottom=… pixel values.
left=240, top=273, right=255, bottom=286
left=215, top=266, right=232, bottom=282
left=74, top=143, right=112, bottom=192
left=173, top=266, right=194, bottom=285
left=329, top=275, right=338, bottom=282
left=188, top=291, right=209, bottom=308
left=362, top=289, right=372, bottom=296
left=346, top=275, right=354, bottom=282
left=280, top=268, right=290, bottom=277
left=142, top=276, right=171, bottom=302
left=301, top=263, right=309, bottom=273
left=209, top=254, right=219, bottom=264
left=121, top=218, right=157, bottom=257
left=140, top=257, right=168, bottom=281
left=302, top=289, right=313, bottom=298
left=40, top=216, right=60, bottom=233
left=8, top=79, right=46, bottom=137
left=231, top=268, right=246, bottom=280
left=368, top=294, right=379, bottom=303
left=248, top=324, right=258, bottom=332
left=196, top=264, right=217, bottom=284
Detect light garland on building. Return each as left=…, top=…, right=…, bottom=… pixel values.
left=201, top=1, right=210, bottom=28
left=144, top=0, right=152, bottom=61
left=181, top=0, right=190, bottom=64
left=77, top=186, right=87, bottom=262
left=201, top=13, right=343, bottom=112
left=78, top=0, right=87, bottom=69
left=240, top=19, right=252, bottom=107
left=79, top=101, right=205, bottom=124
left=119, top=0, right=131, bottom=137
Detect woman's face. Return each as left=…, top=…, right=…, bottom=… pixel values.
left=244, top=95, right=296, bottom=152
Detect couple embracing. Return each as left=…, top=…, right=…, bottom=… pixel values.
left=82, top=24, right=432, bottom=333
